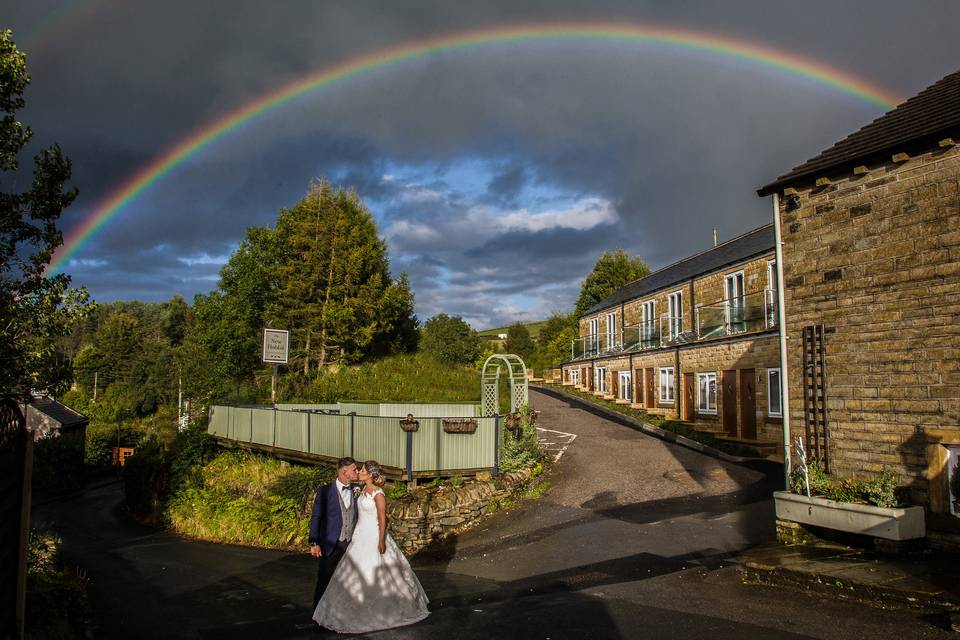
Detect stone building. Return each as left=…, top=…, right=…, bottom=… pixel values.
left=758, top=68, right=960, bottom=541
left=560, top=224, right=783, bottom=453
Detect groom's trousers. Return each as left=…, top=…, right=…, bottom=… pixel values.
left=313, top=540, right=349, bottom=607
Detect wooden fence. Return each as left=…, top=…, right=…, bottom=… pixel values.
left=208, top=403, right=500, bottom=479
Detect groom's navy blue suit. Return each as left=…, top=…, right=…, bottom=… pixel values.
left=310, top=482, right=357, bottom=607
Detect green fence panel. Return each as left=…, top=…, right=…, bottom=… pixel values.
left=437, top=417, right=496, bottom=471
left=378, top=403, right=478, bottom=418
left=275, top=403, right=339, bottom=412
left=353, top=416, right=406, bottom=469
left=411, top=418, right=441, bottom=472
left=338, top=403, right=379, bottom=416
left=231, top=407, right=252, bottom=442
left=208, top=406, right=229, bottom=437
left=250, top=408, right=275, bottom=446
left=308, top=413, right=351, bottom=459
left=276, top=410, right=307, bottom=451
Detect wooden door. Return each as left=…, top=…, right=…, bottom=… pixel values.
left=634, top=369, right=643, bottom=405
left=645, top=368, right=655, bottom=408
left=611, top=372, right=619, bottom=398
left=587, top=367, right=593, bottom=391
left=722, top=370, right=738, bottom=435
left=739, top=369, right=757, bottom=440
left=683, top=373, right=696, bottom=421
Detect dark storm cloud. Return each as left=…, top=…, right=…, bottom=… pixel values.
left=7, top=0, right=959, bottom=324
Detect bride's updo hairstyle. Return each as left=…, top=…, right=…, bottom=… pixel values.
left=363, top=460, right=386, bottom=487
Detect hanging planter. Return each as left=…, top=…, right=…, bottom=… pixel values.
left=443, top=418, right=478, bottom=434
left=505, top=412, right=522, bottom=431
left=399, top=414, right=419, bottom=432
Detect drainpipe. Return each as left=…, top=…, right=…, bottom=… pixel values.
left=772, top=193, right=792, bottom=488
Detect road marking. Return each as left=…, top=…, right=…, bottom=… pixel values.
left=536, top=427, right=577, bottom=461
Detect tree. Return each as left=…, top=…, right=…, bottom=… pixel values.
left=504, top=323, right=535, bottom=360
left=529, top=312, right=577, bottom=370
left=0, top=29, right=92, bottom=396
left=574, top=250, right=650, bottom=318
left=420, top=314, right=480, bottom=364
left=269, top=180, right=416, bottom=370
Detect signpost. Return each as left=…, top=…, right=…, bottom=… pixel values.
left=262, top=328, right=289, bottom=403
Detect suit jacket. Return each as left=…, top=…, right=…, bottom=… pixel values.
left=309, top=481, right=357, bottom=556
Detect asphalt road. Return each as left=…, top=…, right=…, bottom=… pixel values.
left=33, top=388, right=953, bottom=639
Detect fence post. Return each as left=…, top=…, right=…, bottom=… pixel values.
left=272, top=408, right=277, bottom=448
left=492, top=415, right=500, bottom=477
left=405, top=429, right=414, bottom=483
left=350, top=413, right=355, bottom=458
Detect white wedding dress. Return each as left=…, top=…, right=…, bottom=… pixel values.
left=312, top=487, right=430, bottom=633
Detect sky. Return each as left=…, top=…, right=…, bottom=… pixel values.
left=5, top=1, right=959, bottom=329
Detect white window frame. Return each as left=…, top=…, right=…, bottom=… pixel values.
left=767, top=260, right=777, bottom=291
left=725, top=271, right=745, bottom=331
left=588, top=317, right=599, bottom=353
left=659, top=367, right=675, bottom=404
left=570, top=368, right=579, bottom=385
left=697, top=372, right=718, bottom=414
left=641, top=300, right=657, bottom=340
left=606, top=312, right=617, bottom=349
left=618, top=370, right=632, bottom=401
left=595, top=367, right=607, bottom=393
left=668, top=290, right=683, bottom=339
left=767, top=368, right=783, bottom=417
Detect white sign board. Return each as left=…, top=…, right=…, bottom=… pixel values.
left=262, top=328, right=290, bottom=364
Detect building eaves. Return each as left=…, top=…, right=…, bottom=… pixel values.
left=758, top=68, right=960, bottom=196
left=583, top=224, right=775, bottom=317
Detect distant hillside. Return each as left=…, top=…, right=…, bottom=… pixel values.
left=476, top=320, right=548, bottom=341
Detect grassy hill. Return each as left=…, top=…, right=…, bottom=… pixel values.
left=476, top=319, right=549, bottom=341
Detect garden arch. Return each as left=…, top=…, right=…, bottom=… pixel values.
left=480, top=354, right=528, bottom=416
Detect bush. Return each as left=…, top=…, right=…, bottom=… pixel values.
left=25, top=527, right=89, bottom=637
left=420, top=314, right=481, bottom=365
left=499, top=404, right=544, bottom=472
left=790, top=461, right=907, bottom=508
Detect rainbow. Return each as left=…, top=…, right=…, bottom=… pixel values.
left=47, top=22, right=903, bottom=274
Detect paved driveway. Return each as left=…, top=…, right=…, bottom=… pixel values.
left=33, top=389, right=954, bottom=639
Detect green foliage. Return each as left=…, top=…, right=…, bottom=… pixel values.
left=25, top=527, right=89, bottom=636
left=284, top=352, right=480, bottom=403
left=499, top=404, right=544, bottom=472
left=449, top=475, right=464, bottom=488
left=504, top=322, right=535, bottom=360
left=0, top=31, right=93, bottom=397
left=166, top=451, right=335, bottom=548
left=122, top=437, right=169, bottom=522
left=574, top=249, right=651, bottom=318
left=420, top=314, right=481, bottom=364
left=790, top=460, right=906, bottom=508
left=528, top=313, right=577, bottom=372
left=32, top=431, right=85, bottom=491
left=386, top=481, right=408, bottom=500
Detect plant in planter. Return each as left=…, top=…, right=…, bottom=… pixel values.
left=951, top=462, right=960, bottom=515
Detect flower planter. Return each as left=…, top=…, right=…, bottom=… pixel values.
left=399, top=419, right=419, bottom=433
left=442, top=419, right=477, bottom=434
left=773, top=491, right=925, bottom=541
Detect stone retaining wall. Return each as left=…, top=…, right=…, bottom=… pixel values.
left=388, top=468, right=535, bottom=554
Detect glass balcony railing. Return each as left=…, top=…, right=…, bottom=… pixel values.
left=568, top=288, right=779, bottom=360
left=696, top=288, right=778, bottom=340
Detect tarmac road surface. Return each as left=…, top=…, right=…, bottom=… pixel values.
left=32, top=388, right=954, bottom=638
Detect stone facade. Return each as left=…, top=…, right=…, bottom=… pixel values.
left=777, top=142, right=960, bottom=523
left=566, top=250, right=781, bottom=446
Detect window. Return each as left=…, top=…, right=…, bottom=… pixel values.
left=766, top=260, right=779, bottom=328
left=668, top=291, right=683, bottom=339
left=641, top=300, right=657, bottom=342
left=606, top=312, right=617, bottom=349
left=618, top=371, right=632, bottom=401
left=767, top=260, right=778, bottom=291
left=570, top=368, right=579, bottom=385
left=768, top=368, right=782, bottom=417
left=588, top=317, right=599, bottom=354
left=725, top=271, right=745, bottom=330
left=595, top=367, right=607, bottom=393
left=659, top=367, right=675, bottom=403
left=697, top=372, right=718, bottom=414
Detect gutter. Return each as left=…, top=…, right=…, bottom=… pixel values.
left=772, top=193, right=792, bottom=488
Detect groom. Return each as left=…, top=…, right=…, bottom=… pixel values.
left=309, top=456, right=359, bottom=607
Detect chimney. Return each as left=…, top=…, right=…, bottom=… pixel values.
left=712, top=227, right=718, bottom=247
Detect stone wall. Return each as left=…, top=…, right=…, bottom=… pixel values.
left=778, top=141, right=960, bottom=511
left=388, top=468, right=535, bottom=554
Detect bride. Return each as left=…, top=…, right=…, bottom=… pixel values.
left=313, top=460, right=430, bottom=633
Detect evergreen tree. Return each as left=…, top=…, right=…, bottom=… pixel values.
left=420, top=314, right=480, bottom=364
left=504, top=322, right=535, bottom=360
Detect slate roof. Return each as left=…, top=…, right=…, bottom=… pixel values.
left=29, top=396, right=89, bottom=429
left=758, top=68, right=960, bottom=196
left=583, top=224, right=775, bottom=316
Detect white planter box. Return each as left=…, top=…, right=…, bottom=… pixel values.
left=773, top=491, right=925, bottom=541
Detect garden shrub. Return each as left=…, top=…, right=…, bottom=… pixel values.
left=789, top=461, right=907, bottom=508
left=25, top=527, right=89, bottom=638
left=499, top=404, right=544, bottom=472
